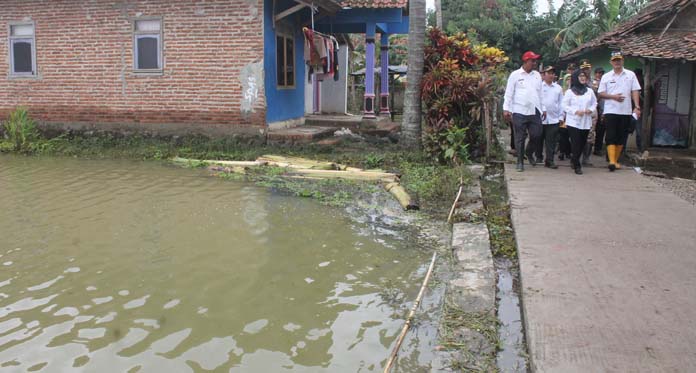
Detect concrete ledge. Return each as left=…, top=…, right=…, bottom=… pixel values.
left=433, top=173, right=497, bottom=372
left=447, top=223, right=495, bottom=313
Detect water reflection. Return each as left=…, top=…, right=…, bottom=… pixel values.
left=0, top=156, right=434, bottom=371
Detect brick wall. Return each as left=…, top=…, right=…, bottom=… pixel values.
left=0, top=0, right=267, bottom=137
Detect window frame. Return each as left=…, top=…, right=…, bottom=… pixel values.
left=276, top=32, right=295, bottom=89
left=132, top=17, right=164, bottom=74
left=8, top=21, right=37, bottom=78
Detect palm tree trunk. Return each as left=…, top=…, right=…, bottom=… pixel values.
left=401, top=0, right=426, bottom=149
left=435, top=0, right=443, bottom=29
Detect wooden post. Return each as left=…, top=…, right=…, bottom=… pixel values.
left=484, top=100, right=492, bottom=162
left=642, top=59, right=653, bottom=151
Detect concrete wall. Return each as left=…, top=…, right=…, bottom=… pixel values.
left=0, top=0, right=266, bottom=136
left=319, top=44, right=348, bottom=114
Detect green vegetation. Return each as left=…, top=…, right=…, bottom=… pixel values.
left=480, top=165, right=517, bottom=260
left=442, top=0, right=648, bottom=66
left=2, top=107, right=40, bottom=153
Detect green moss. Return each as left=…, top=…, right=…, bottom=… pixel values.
left=480, top=165, right=517, bottom=260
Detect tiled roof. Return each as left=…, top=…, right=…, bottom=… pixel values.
left=561, top=0, right=696, bottom=60
left=616, top=31, right=696, bottom=61
left=341, top=0, right=408, bottom=8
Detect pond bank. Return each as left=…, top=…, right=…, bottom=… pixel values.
left=0, top=134, right=467, bottom=216
left=433, top=164, right=528, bottom=372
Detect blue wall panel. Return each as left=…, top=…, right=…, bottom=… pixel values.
left=264, top=0, right=306, bottom=124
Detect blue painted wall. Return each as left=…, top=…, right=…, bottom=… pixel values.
left=264, top=0, right=306, bottom=124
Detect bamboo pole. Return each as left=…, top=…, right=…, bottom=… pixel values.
left=287, top=168, right=399, bottom=182
left=447, top=178, right=464, bottom=223
left=384, top=182, right=419, bottom=210
left=258, top=155, right=340, bottom=170
left=383, top=252, right=438, bottom=373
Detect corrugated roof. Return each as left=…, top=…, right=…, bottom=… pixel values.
left=560, top=0, right=696, bottom=61
left=341, top=0, right=407, bottom=9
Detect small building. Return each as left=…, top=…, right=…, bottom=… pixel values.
left=0, top=0, right=408, bottom=138
left=560, top=0, right=696, bottom=150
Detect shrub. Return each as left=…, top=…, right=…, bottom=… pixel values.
left=421, top=29, right=507, bottom=164
left=3, top=107, right=39, bottom=152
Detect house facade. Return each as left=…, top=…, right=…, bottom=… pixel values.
left=0, top=0, right=407, bottom=138
left=560, top=0, right=696, bottom=150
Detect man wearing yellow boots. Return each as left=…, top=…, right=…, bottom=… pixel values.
left=598, top=51, right=642, bottom=171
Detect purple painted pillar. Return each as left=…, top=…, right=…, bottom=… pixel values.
left=379, top=33, right=390, bottom=116
left=363, top=24, right=376, bottom=119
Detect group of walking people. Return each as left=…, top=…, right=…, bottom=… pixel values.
left=503, top=50, right=642, bottom=174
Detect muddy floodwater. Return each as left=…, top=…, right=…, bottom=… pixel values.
left=0, top=155, right=441, bottom=372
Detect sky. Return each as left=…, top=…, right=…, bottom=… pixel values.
left=426, top=0, right=564, bottom=15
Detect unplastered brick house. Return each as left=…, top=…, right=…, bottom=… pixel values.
left=0, top=0, right=408, bottom=138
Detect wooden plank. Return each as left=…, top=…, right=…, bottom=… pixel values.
left=274, top=3, right=305, bottom=22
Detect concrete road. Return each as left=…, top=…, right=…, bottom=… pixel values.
left=504, top=163, right=696, bottom=372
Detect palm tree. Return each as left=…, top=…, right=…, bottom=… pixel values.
left=401, top=0, right=427, bottom=148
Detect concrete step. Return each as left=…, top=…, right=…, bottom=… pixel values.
left=266, top=126, right=335, bottom=145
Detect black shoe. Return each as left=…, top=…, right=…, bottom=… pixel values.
left=575, top=167, right=583, bottom=175
left=516, top=163, right=524, bottom=172
left=608, top=164, right=616, bottom=172
left=558, top=154, right=565, bottom=161
left=549, top=162, right=558, bottom=169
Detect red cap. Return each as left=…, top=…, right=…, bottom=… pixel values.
left=522, top=51, right=541, bottom=61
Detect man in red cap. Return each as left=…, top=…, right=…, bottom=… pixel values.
left=504, top=51, right=544, bottom=171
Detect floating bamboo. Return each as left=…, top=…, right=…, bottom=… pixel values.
left=287, top=168, right=398, bottom=183
left=385, top=182, right=419, bottom=210
left=172, top=156, right=416, bottom=210
left=258, top=155, right=340, bottom=170
left=383, top=252, right=438, bottom=373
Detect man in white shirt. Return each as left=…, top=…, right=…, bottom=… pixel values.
left=536, top=66, right=564, bottom=169
left=598, top=51, right=641, bottom=171
left=504, top=51, right=544, bottom=172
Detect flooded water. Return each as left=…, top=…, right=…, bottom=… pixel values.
left=0, top=155, right=440, bottom=372
left=496, top=260, right=528, bottom=372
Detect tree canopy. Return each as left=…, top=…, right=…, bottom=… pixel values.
left=441, top=0, right=648, bottom=67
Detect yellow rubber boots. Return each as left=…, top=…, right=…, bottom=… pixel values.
left=607, top=145, right=617, bottom=171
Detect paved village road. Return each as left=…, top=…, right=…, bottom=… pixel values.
left=504, top=163, right=696, bottom=372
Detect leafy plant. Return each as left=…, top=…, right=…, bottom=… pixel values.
left=364, top=153, right=385, bottom=169
left=421, top=29, right=507, bottom=163
left=3, top=107, right=39, bottom=152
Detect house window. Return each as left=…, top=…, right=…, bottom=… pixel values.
left=9, top=23, right=36, bottom=76
left=133, top=18, right=162, bottom=72
left=276, top=34, right=294, bottom=88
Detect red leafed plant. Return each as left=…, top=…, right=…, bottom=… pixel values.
left=421, top=28, right=507, bottom=164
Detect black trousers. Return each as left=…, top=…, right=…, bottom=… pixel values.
left=568, top=126, right=589, bottom=168
left=535, top=124, right=559, bottom=162
left=512, top=111, right=542, bottom=164
left=604, top=114, right=631, bottom=145
left=594, top=116, right=606, bottom=153
left=558, top=126, right=571, bottom=156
